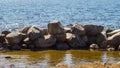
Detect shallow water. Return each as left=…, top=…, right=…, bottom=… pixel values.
left=0, top=50, right=119, bottom=67
left=0, top=0, right=120, bottom=31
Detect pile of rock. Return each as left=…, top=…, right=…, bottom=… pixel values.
left=0, top=20, right=119, bottom=51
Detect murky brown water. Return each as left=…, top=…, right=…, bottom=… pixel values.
left=0, top=50, right=120, bottom=68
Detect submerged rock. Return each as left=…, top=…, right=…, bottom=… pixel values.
left=48, top=20, right=65, bottom=34
left=34, top=35, right=56, bottom=48
left=84, top=24, right=104, bottom=36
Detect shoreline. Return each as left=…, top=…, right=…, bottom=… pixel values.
left=0, top=20, right=119, bottom=51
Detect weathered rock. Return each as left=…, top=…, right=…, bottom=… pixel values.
left=106, top=29, right=120, bottom=37
left=118, top=45, right=120, bottom=51
left=67, top=34, right=87, bottom=49
left=81, top=36, right=88, bottom=42
left=19, top=26, right=31, bottom=34
left=90, top=44, right=99, bottom=49
left=1, top=30, right=11, bottom=36
left=5, top=32, right=25, bottom=45
left=34, top=35, right=56, bottom=48
left=56, top=42, right=70, bottom=50
left=87, top=33, right=106, bottom=47
left=106, top=32, right=120, bottom=48
left=42, top=28, right=48, bottom=35
left=48, top=20, right=65, bottom=34
left=84, top=24, right=104, bottom=35
left=27, top=26, right=44, bottom=40
left=66, top=33, right=73, bottom=40
left=55, top=33, right=66, bottom=41
left=71, top=24, right=85, bottom=35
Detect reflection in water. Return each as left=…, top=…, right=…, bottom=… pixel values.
left=0, top=50, right=119, bottom=67
left=63, top=53, right=73, bottom=66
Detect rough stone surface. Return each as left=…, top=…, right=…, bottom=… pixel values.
left=19, top=26, right=31, bottom=34
left=48, top=20, right=65, bottom=34
left=27, top=26, right=44, bottom=40
left=56, top=42, right=70, bottom=50
left=71, top=24, right=85, bottom=35
left=5, top=32, right=25, bottom=45
left=84, top=24, right=104, bottom=36
left=106, top=29, right=120, bottom=37
left=55, top=33, right=66, bottom=42
left=34, top=35, right=56, bottom=48
left=1, top=30, right=11, bottom=36
left=67, top=34, right=87, bottom=49
left=90, top=44, right=99, bottom=49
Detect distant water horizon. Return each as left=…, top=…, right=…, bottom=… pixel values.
left=0, top=0, right=120, bottom=31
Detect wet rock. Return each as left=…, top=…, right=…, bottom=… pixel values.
left=48, top=20, right=65, bottom=34
left=21, top=44, right=27, bottom=49
left=1, top=30, right=11, bottom=36
left=42, top=28, right=48, bottom=35
left=118, top=45, right=120, bottom=51
left=71, top=24, right=85, bottom=35
left=5, top=32, right=25, bottom=45
left=27, top=26, right=44, bottom=40
left=56, top=42, right=70, bottom=50
left=90, top=44, right=99, bottom=49
left=106, top=29, right=120, bottom=37
left=34, top=35, right=56, bottom=48
left=106, top=32, right=120, bottom=48
left=84, top=24, right=104, bottom=36
left=81, top=35, right=88, bottom=42
left=19, top=26, right=31, bottom=34
left=67, top=34, right=87, bottom=49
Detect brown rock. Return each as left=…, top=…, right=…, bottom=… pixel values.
left=5, top=32, right=25, bottom=45
left=67, top=34, right=87, bottom=49
left=64, top=27, right=72, bottom=33
left=23, top=37, right=31, bottom=44
left=71, top=24, right=85, bottom=35
left=56, top=42, right=70, bottom=50
left=27, top=26, right=44, bottom=40
left=48, top=20, right=65, bottom=34
left=84, top=24, right=104, bottom=35
left=55, top=33, right=66, bottom=42
left=34, top=35, right=56, bottom=48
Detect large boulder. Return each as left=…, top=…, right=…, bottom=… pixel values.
left=106, top=32, right=120, bottom=48
left=106, top=29, right=120, bottom=38
left=55, top=42, right=70, bottom=50
left=71, top=24, right=85, bottom=35
left=5, top=32, right=25, bottom=45
left=27, top=26, right=44, bottom=40
left=66, top=34, right=87, bottom=49
left=48, top=20, right=65, bottom=34
left=34, top=35, right=56, bottom=48
left=87, top=33, right=106, bottom=47
left=84, top=24, right=104, bottom=36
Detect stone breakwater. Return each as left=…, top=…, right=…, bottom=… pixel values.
left=0, top=20, right=120, bottom=51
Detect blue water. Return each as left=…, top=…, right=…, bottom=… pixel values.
left=0, top=0, right=120, bottom=31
